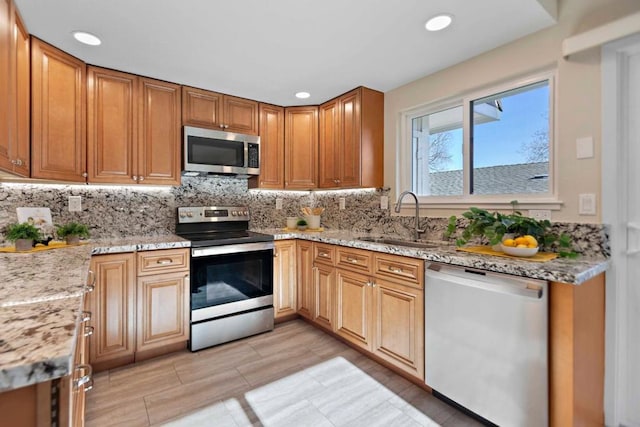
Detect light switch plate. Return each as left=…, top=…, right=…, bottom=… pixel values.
left=68, top=196, right=82, bottom=212
left=578, top=193, right=596, bottom=215
left=339, top=198, right=346, bottom=210
left=576, top=136, right=594, bottom=159
left=380, top=196, right=389, bottom=210
left=275, top=198, right=283, bottom=210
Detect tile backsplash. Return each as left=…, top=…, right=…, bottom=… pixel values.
left=0, top=176, right=609, bottom=257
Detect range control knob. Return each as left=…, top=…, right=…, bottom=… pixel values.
left=179, top=212, right=186, bottom=218
left=231, top=211, right=237, bottom=216
left=243, top=210, right=249, bottom=216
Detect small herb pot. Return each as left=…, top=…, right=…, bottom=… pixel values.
left=297, top=225, right=308, bottom=231
left=65, top=235, right=80, bottom=245
left=15, top=239, right=34, bottom=251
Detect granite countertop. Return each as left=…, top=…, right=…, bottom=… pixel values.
left=0, top=234, right=190, bottom=393
left=262, top=229, right=610, bottom=285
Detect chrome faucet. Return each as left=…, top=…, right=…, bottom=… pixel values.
left=394, top=190, right=425, bottom=241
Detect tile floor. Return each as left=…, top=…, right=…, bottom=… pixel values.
left=85, top=319, right=482, bottom=426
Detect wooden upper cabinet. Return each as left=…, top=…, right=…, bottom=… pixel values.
left=285, top=105, right=318, bottom=189
left=138, top=77, right=181, bottom=185
left=0, top=0, right=29, bottom=177
left=31, top=37, right=86, bottom=181
left=251, top=103, right=284, bottom=189
left=87, top=66, right=138, bottom=184
left=318, top=87, right=383, bottom=189
left=87, top=69, right=181, bottom=185
left=182, top=86, right=259, bottom=135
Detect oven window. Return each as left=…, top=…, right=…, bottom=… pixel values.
left=188, top=136, right=244, bottom=167
left=191, top=249, right=273, bottom=310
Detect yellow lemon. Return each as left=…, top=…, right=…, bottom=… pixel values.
left=524, top=235, right=538, bottom=247
left=503, top=238, right=515, bottom=247
left=516, top=244, right=528, bottom=248
left=514, top=237, right=528, bottom=246
left=527, top=243, right=537, bottom=249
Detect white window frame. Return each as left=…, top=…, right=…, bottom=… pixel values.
left=397, top=70, right=562, bottom=211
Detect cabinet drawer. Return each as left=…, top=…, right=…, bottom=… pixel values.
left=137, top=249, right=189, bottom=275
left=314, top=243, right=336, bottom=265
left=336, top=247, right=372, bottom=274
left=374, top=254, right=424, bottom=288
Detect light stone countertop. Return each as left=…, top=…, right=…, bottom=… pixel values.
left=0, top=234, right=190, bottom=392
left=262, top=229, right=610, bottom=285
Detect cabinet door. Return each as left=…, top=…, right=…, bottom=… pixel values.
left=89, top=253, right=136, bottom=372
left=136, top=271, right=189, bottom=352
left=256, top=103, right=284, bottom=189
left=285, top=106, right=318, bottom=189
left=223, top=95, right=259, bottom=135
left=338, top=89, right=361, bottom=188
left=87, top=66, right=138, bottom=184
left=335, top=268, right=372, bottom=350
left=138, top=77, right=181, bottom=185
left=31, top=37, right=86, bottom=181
left=372, top=278, right=424, bottom=379
left=181, top=85, right=223, bottom=129
left=274, top=240, right=297, bottom=319
left=313, top=263, right=335, bottom=331
left=296, top=240, right=314, bottom=319
left=318, top=99, right=339, bottom=188
left=359, top=87, right=384, bottom=188
left=0, top=0, right=10, bottom=174
left=10, top=8, right=29, bottom=177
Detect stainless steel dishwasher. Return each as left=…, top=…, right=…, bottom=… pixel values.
left=425, top=264, right=548, bottom=426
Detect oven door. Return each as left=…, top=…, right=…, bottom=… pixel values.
left=190, top=242, right=273, bottom=322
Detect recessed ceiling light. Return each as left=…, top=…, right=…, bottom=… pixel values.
left=425, top=14, right=453, bottom=32
left=295, top=92, right=310, bottom=99
left=72, top=31, right=102, bottom=46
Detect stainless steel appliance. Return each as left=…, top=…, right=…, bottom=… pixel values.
left=424, top=264, right=548, bottom=426
left=183, top=126, right=260, bottom=177
left=175, top=206, right=274, bottom=351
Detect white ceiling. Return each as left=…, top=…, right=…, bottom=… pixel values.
left=15, top=0, right=556, bottom=106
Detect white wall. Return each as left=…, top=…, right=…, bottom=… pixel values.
left=383, top=0, right=640, bottom=223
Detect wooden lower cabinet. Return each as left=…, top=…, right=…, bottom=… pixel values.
left=89, top=252, right=136, bottom=371
left=313, top=263, right=335, bottom=330
left=274, top=240, right=297, bottom=319
left=136, top=271, right=189, bottom=353
left=335, top=268, right=372, bottom=350
left=296, top=240, right=314, bottom=319
left=89, top=249, right=190, bottom=372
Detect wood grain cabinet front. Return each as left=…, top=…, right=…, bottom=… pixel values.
left=285, top=105, right=318, bottom=190
left=31, top=37, right=86, bottom=182
left=296, top=240, right=314, bottom=319
left=182, top=86, right=259, bottom=135
left=318, top=87, right=384, bottom=189
left=87, top=66, right=181, bottom=185
left=0, top=0, right=29, bottom=177
left=273, top=240, right=297, bottom=320
left=250, top=103, right=285, bottom=189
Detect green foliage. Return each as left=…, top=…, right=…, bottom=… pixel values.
left=296, top=218, right=308, bottom=226
left=5, top=222, right=42, bottom=242
left=56, top=222, right=90, bottom=238
left=445, top=207, right=577, bottom=257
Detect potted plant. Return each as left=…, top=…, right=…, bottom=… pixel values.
left=296, top=218, right=308, bottom=231
left=446, top=207, right=577, bottom=257
left=5, top=222, right=42, bottom=251
left=56, top=222, right=90, bottom=245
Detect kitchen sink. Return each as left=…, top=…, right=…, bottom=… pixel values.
left=356, top=236, right=444, bottom=249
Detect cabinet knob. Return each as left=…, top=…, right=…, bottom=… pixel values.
left=273, top=250, right=279, bottom=258
left=15, top=159, right=22, bottom=166
left=219, top=124, right=224, bottom=129
left=132, top=176, right=138, bottom=181
left=139, top=176, right=145, bottom=182
left=10, top=159, right=16, bottom=165
left=82, top=172, right=88, bottom=178
left=84, top=325, right=94, bottom=337
left=81, top=311, right=92, bottom=323
left=224, top=124, right=229, bottom=129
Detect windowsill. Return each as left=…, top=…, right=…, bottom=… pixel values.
left=393, top=197, right=563, bottom=215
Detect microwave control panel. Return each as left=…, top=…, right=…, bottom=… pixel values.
left=248, top=143, right=260, bottom=168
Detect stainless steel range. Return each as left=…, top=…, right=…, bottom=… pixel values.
left=175, top=206, right=274, bottom=351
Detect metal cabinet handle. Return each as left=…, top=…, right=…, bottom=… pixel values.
left=156, top=258, right=173, bottom=265
left=85, top=284, right=95, bottom=293
left=132, top=175, right=138, bottom=181
left=74, top=364, right=93, bottom=391
left=219, top=124, right=225, bottom=129
left=346, top=257, right=358, bottom=264
left=273, top=250, right=279, bottom=258
left=84, top=326, right=94, bottom=337
left=388, top=266, right=403, bottom=273
left=10, top=159, right=16, bottom=165
left=82, top=172, right=88, bottom=178
left=87, top=270, right=96, bottom=286
left=81, top=311, right=91, bottom=323
left=224, top=124, right=229, bottom=129
left=319, top=252, right=329, bottom=258
left=139, top=176, right=145, bottom=182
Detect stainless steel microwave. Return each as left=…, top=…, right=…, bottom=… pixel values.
left=183, top=126, right=260, bottom=177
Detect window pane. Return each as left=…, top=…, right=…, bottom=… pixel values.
left=412, top=106, right=463, bottom=196
left=471, top=80, right=549, bottom=195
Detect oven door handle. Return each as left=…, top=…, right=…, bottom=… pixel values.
left=192, top=241, right=274, bottom=257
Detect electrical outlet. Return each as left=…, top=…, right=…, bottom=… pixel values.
left=68, top=196, right=82, bottom=212
left=275, top=198, right=283, bottom=210
left=380, top=196, right=389, bottom=210
left=528, top=209, right=551, bottom=221
left=339, top=197, right=346, bottom=210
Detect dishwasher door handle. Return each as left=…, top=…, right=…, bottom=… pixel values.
left=426, top=268, right=543, bottom=299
